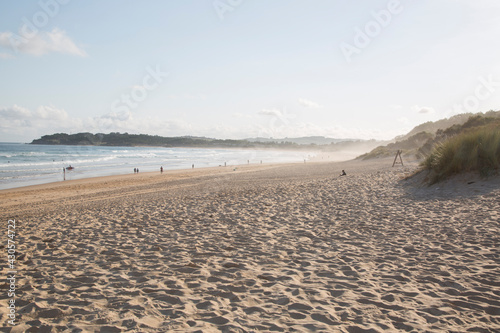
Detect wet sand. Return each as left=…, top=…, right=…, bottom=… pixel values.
left=1, top=158, right=499, bottom=332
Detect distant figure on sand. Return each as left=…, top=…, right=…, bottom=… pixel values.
left=160, top=166, right=163, bottom=173
left=340, top=170, right=347, bottom=176
left=134, top=168, right=137, bottom=173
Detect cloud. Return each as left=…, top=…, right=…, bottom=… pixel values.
left=258, top=108, right=283, bottom=117
left=0, top=104, right=198, bottom=142
left=100, top=111, right=132, bottom=122
left=87, top=113, right=195, bottom=137
left=0, top=105, right=73, bottom=140
left=252, top=120, right=399, bottom=141
left=35, top=105, right=68, bottom=120
left=412, top=105, right=435, bottom=114
left=1, top=104, right=69, bottom=125
left=232, top=112, right=254, bottom=119
left=298, top=98, right=322, bottom=109
left=0, top=28, right=86, bottom=57
left=0, top=105, right=32, bottom=119
left=0, top=52, right=14, bottom=59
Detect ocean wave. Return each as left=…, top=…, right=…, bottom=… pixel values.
left=0, top=171, right=61, bottom=180
left=0, top=155, right=118, bottom=168
left=0, top=146, right=313, bottom=190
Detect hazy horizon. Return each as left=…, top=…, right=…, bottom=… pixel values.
left=1, top=1, right=499, bottom=143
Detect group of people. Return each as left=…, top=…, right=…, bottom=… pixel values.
left=134, top=166, right=164, bottom=174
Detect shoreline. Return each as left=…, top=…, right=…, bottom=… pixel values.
left=0, top=143, right=325, bottom=191
left=0, top=149, right=355, bottom=196
left=0, top=157, right=312, bottom=193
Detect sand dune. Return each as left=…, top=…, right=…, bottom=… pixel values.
left=1, top=159, right=499, bottom=332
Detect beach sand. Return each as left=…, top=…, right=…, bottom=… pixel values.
left=1, top=158, right=499, bottom=332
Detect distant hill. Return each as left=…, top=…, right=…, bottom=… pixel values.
left=30, top=132, right=383, bottom=154
left=246, top=136, right=354, bottom=145
left=30, top=132, right=293, bottom=148
left=394, top=113, right=474, bottom=142
left=359, top=110, right=500, bottom=160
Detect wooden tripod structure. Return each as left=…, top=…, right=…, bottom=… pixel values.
left=392, top=150, right=404, bottom=167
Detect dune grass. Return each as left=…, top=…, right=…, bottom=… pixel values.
left=422, top=124, right=500, bottom=184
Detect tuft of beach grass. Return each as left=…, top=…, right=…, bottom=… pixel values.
left=422, top=123, right=500, bottom=184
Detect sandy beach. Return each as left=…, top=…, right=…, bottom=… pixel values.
left=1, top=158, right=499, bottom=332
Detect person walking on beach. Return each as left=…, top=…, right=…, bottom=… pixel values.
left=160, top=166, right=163, bottom=173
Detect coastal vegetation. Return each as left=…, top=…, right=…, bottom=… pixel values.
left=421, top=120, right=500, bottom=183
left=357, top=110, right=500, bottom=183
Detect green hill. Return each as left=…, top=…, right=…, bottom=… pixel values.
left=357, top=131, right=433, bottom=160
left=30, top=132, right=287, bottom=148
left=395, top=113, right=474, bottom=141
left=359, top=110, right=500, bottom=161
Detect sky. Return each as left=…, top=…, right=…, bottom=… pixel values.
left=1, top=0, right=500, bottom=143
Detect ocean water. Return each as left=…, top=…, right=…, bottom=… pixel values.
left=0, top=143, right=315, bottom=190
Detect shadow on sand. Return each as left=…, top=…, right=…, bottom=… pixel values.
left=398, top=168, right=500, bottom=201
